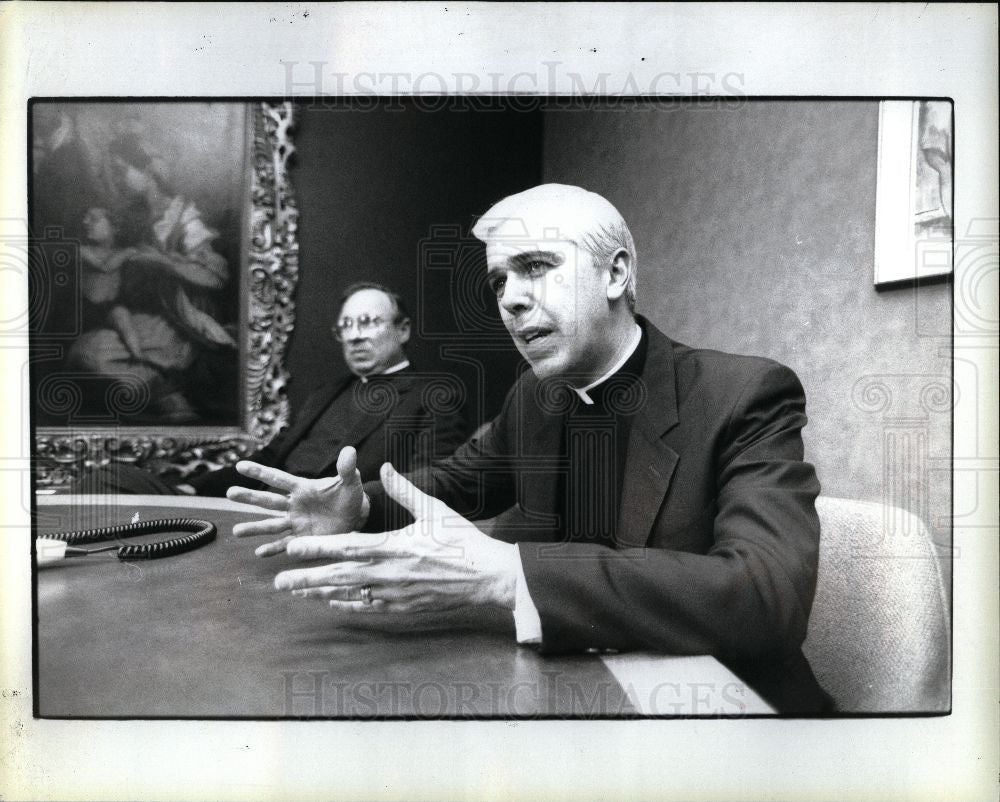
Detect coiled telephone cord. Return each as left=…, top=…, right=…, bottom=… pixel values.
left=42, top=518, right=216, bottom=561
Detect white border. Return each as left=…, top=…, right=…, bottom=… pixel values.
left=2, top=3, right=998, bottom=801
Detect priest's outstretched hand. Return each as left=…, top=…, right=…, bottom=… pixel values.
left=228, top=446, right=369, bottom=557
left=272, top=463, right=519, bottom=613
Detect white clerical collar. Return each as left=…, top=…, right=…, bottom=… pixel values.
left=358, top=359, right=410, bottom=383
left=572, top=323, right=643, bottom=405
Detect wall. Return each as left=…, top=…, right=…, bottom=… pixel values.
left=543, top=100, right=952, bottom=539
left=288, top=100, right=541, bottom=424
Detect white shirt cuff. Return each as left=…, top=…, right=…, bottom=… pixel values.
left=513, top=551, right=543, bottom=644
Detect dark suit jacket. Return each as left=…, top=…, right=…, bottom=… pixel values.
left=366, top=318, right=830, bottom=712
left=190, top=367, right=469, bottom=496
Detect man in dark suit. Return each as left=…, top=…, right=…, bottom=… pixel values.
left=85, top=282, right=468, bottom=509
left=229, top=185, right=829, bottom=712
left=181, top=282, right=468, bottom=501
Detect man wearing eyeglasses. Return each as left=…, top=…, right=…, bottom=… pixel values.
left=229, top=186, right=829, bottom=712
left=173, top=282, right=468, bottom=500
left=333, top=283, right=413, bottom=378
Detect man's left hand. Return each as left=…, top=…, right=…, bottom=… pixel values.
left=273, top=463, right=520, bottom=613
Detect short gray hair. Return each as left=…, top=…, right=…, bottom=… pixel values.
left=472, top=184, right=638, bottom=313
left=580, top=221, right=637, bottom=313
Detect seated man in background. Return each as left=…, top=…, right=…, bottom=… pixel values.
left=230, top=185, right=830, bottom=713
left=84, top=282, right=469, bottom=502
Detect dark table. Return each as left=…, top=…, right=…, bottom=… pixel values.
left=34, top=495, right=772, bottom=718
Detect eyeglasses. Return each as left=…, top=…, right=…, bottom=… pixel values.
left=333, top=314, right=392, bottom=341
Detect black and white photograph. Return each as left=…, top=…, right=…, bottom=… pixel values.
left=30, top=96, right=953, bottom=720
left=2, top=4, right=997, bottom=802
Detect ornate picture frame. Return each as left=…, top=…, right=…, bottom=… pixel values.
left=30, top=101, right=298, bottom=489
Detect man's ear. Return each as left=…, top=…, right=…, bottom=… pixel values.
left=397, top=317, right=412, bottom=344
left=606, top=249, right=632, bottom=302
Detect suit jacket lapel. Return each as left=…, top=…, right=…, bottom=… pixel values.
left=616, top=319, right=680, bottom=548
left=273, top=371, right=417, bottom=470
left=272, top=376, right=353, bottom=463
left=339, top=371, right=418, bottom=450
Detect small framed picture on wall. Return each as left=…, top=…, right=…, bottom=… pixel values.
left=873, top=100, right=953, bottom=287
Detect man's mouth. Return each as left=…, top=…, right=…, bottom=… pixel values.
left=517, top=328, right=554, bottom=346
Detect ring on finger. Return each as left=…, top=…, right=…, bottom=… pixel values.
left=359, top=584, right=374, bottom=605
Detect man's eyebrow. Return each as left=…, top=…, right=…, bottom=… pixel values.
left=486, top=249, right=564, bottom=277
left=506, top=249, right=563, bottom=268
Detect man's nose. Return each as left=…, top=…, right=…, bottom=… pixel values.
left=499, top=272, right=534, bottom=315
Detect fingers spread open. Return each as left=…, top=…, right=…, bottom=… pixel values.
left=291, top=585, right=348, bottom=601
left=226, top=486, right=290, bottom=511
left=275, top=565, right=324, bottom=591
left=335, top=446, right=360, bottom=482
left=274, top=557, right=393, bottom=591
left=234, top=461, right=301, bottom=492
left=255, top=535, right=295, bottom=557
left=291, top=584, right=373, bottom=602
left=379, top=463, right=439, bottom=520
left=284, top=532, right=400, bottom=561
left=327, top=599, right=391, bottom=613
left=232, top=517, right=291, bottom=539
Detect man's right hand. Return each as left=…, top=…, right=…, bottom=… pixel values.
left=228, top=447, right=370, bottom=557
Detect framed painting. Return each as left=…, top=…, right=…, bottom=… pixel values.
left=873, top=99, right=954, bottom=287
left=29, top=101, right=299, bottom=489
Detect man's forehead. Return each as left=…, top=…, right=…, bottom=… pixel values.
left=341, top=288, right=393, bottom=314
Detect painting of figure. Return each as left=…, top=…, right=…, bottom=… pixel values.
left=30, top=102, right=247, bottom=426
left=914, top=100, right=953, bottom=236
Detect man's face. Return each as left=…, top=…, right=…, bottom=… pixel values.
left=485, top=237, right=615, bottom=384
left=336, top=288, right=410, bottom=376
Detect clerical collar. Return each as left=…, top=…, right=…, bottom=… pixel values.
left=357, top=359, right=410, bottom=383
left=572, top=323, right=643, bottom=405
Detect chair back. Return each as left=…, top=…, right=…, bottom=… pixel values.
left=804, top=497, right=951, bottom=712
